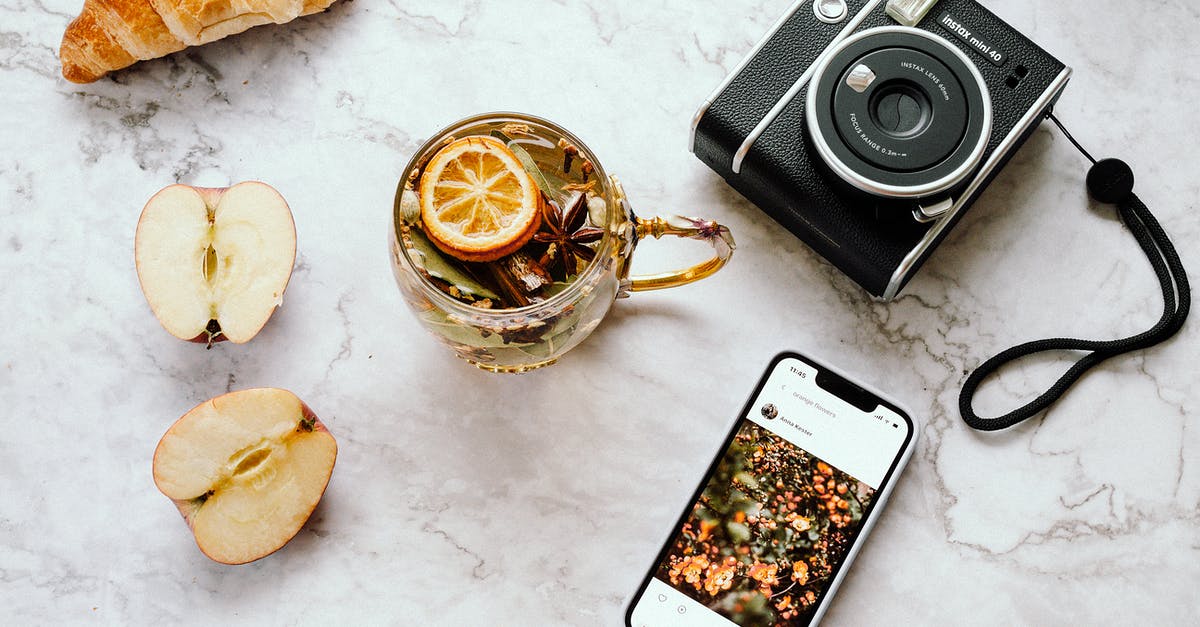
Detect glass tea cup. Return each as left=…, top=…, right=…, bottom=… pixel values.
left=390, top=112, right=735, bottom=373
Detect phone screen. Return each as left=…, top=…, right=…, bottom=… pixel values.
left=628, top=354, right=914, bottom=627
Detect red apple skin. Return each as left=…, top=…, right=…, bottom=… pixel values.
left=135, top=182, right=296, bottom=345
left=192, top=186, right=226, bottom=205
left=298, top=401, right=330, bottom=435
left=154, top=389, right=336, bottom=565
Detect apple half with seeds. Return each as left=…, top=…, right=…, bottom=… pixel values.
left=135, top=181, right=297, bottom=346
left=152, top=388, right=337, bottom=565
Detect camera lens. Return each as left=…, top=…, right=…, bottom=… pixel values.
left=806, top=27, right=992, bottom=200
left=830, top=47, right=971, bottom=174
left=870, top=82, right=929, bottom=137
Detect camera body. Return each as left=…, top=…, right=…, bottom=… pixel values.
left=692, top=0, right=1071, bottom=298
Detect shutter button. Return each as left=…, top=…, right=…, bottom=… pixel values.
left=814, top=0, right=848, bottom=23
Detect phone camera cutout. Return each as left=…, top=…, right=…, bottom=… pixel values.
left=761, top=403, right=779, bottom=420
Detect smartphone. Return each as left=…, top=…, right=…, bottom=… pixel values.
left=627, top=352, right=917, bottom=627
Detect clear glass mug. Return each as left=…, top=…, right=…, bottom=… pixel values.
left=389, top=112, right=735, bottom=372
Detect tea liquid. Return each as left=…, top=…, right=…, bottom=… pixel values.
left=400, top=121, right=609, bottom=310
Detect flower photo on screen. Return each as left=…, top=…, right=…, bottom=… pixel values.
left=655, top=422, right=877, bottom=626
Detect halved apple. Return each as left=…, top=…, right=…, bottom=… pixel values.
left=152, top=388, right=337, bottom=565
left=135, top=181, right=297, bottom=346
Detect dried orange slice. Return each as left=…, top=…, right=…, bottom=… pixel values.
left=419, top=136, right=542, bottom=262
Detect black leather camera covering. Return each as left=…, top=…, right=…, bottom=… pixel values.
left=694, top=0, right=1067, bottom=296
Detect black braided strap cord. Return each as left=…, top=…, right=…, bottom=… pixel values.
left=959, top=192, right=1190, bottom=431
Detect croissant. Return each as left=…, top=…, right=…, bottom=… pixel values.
left=60, top=0, right=339, bottom=83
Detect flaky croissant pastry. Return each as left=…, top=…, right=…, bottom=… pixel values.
left=60, top=0, right=338, bottom=83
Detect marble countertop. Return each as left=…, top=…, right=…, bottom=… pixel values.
left=2, top=0, right=1197, bottom=624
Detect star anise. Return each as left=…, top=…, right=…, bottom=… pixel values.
left=534, top=192, right=604, bottom=279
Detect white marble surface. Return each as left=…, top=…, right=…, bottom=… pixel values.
left=2, top=0, right=1197, bottom=624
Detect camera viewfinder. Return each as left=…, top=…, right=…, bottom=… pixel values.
left=886, top=0, right=940, bottom=26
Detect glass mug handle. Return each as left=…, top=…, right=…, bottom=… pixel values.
left=629, top=215, right=736, bottom=291
left=609, top=176, right=735, bottom=292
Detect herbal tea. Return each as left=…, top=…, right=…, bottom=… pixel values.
left=398, top=122, right=609, bottom=309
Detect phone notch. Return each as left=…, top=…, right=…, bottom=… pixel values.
left=814, top=367, right=880, bottom=412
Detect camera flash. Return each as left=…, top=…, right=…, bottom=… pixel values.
left=886, top=0, right=940, bottom=26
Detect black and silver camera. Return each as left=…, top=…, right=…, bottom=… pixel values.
left=692, top=0, right=1072, bottom=298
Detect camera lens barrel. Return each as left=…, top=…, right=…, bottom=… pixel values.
left=806, top=26, right=992, bottom=199
left=835, top=48, right=968, bottom=171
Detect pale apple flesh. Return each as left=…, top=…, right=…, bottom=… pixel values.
left=153, top=388, right=337, bottom=565
left=135, top=182, right=297, bottom=345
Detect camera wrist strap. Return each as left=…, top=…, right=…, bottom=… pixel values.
left=958, top=112, right=1191, bottom=431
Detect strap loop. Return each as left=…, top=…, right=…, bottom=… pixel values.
left=958, top=114, right=1190, bottom=431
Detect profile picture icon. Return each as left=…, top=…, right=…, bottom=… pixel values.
left=760, top=403, right=779, bottom=420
